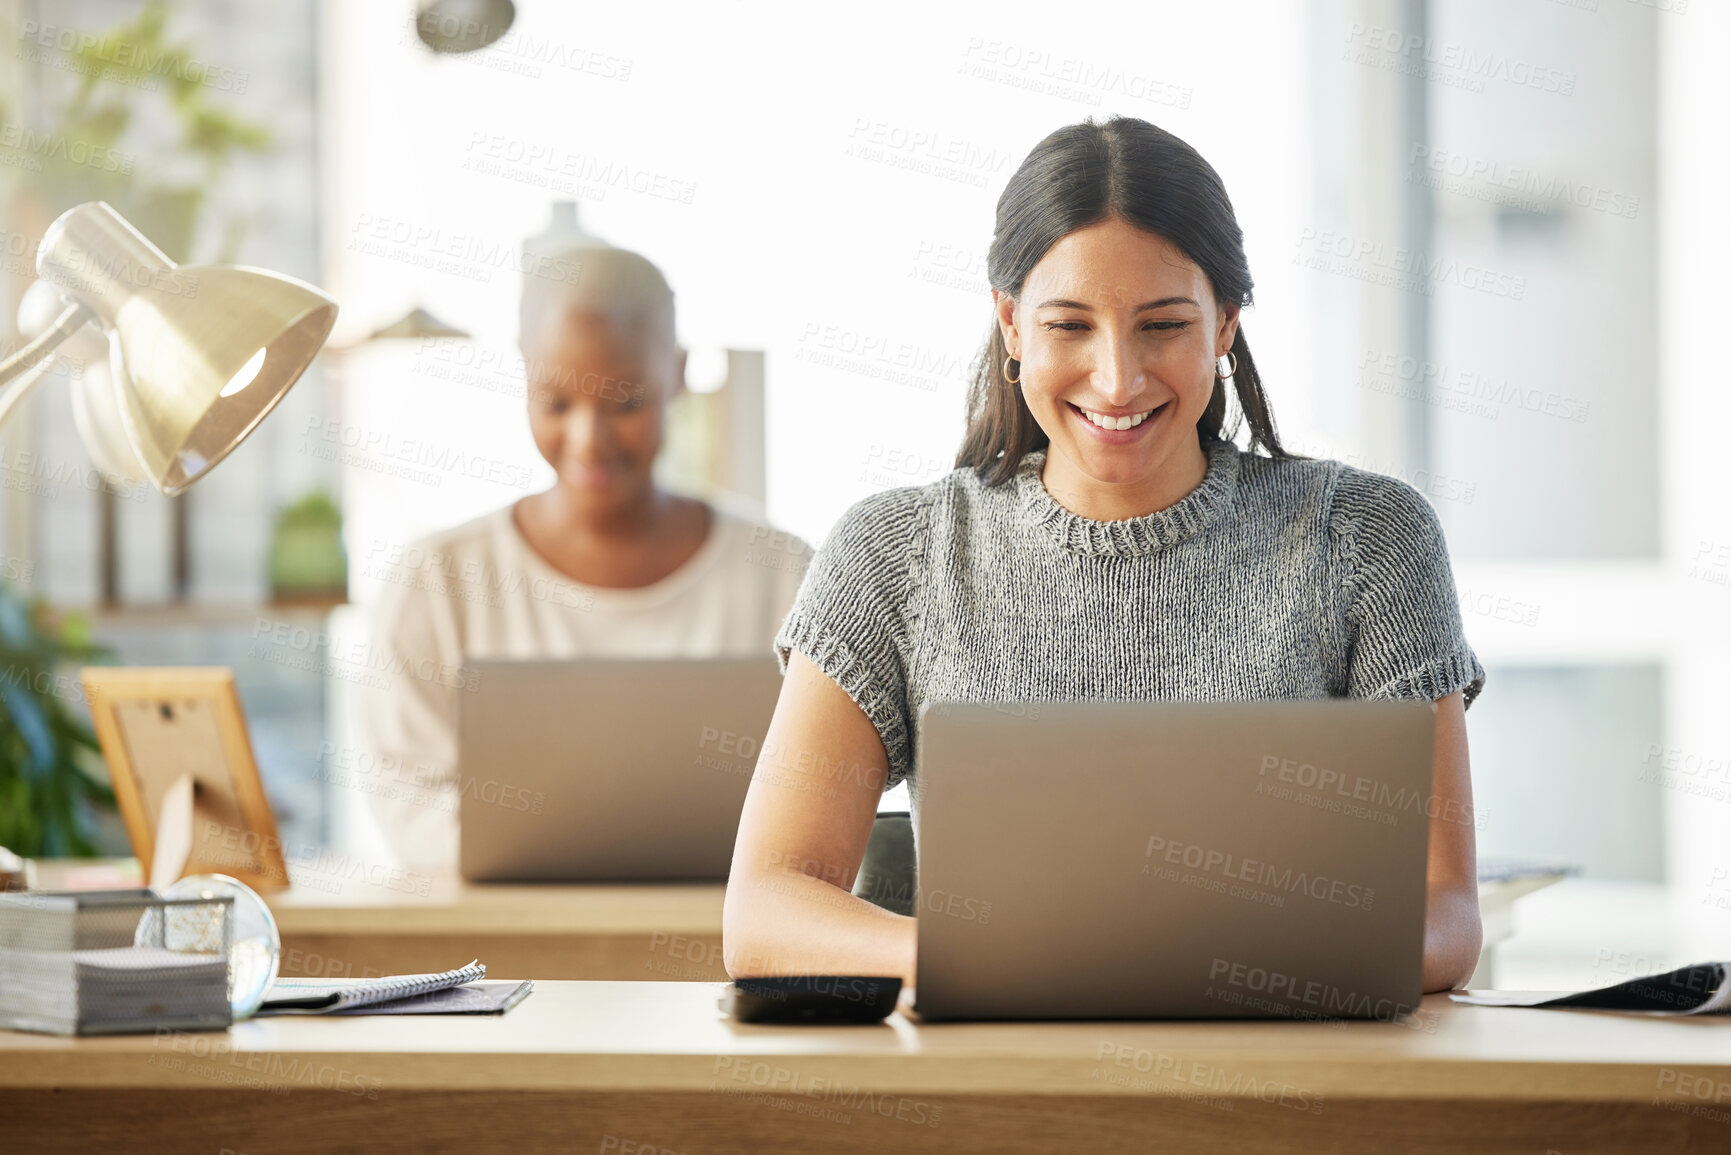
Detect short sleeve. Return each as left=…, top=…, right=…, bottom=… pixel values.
left=774, top=487, right=929, bottom=788
left=1328, top=468, right=1486, bottom=709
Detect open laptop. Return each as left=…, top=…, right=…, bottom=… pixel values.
left=911, top=699, right=1437, bottom=1021
left=458, top=658, right=783, bottom=882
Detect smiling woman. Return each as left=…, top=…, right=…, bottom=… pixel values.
left=724, top=115, right=1488, bottom=996
left=363, top=242, right=811, bottom=870
left=956, top=117, right=1290, bottom=499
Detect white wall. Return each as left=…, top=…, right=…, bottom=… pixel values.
left=1656, top=0, right=1731, bottom=928
left=317, top=0, right=1318, bottom=548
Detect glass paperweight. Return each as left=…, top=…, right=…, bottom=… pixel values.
left=145, top=874, right=282, bottom=1020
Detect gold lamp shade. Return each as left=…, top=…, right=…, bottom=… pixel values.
left=35, top=201, right=338, bottom=495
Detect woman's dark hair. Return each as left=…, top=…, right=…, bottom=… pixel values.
left=955, top=116, right=1294, bottom=484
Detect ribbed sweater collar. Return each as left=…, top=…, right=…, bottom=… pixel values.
left=1012, top=438, right=1243, bottom=558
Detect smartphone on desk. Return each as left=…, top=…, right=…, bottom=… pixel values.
left=721, top=975, right=902, bottom=1024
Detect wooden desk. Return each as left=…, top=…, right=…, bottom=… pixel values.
left=24, top=859, right=1555, bottom=985
left=267, top=877, right=728, bottom=982
left=261, top=877, right=1550, bottom=984
left=2, top=982, right=1727, bottom=1154
left=23, top=858, right=729, bottom=982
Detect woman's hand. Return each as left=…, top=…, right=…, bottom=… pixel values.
left=722, top=651, right=917, bottom=984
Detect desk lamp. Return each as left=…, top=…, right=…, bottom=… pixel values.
left=0, top=200, right=338, bottom=494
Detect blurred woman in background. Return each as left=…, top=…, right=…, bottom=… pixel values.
left=366, top=241, right=810, bottom=869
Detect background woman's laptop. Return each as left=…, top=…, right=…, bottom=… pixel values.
left=912, top=699, right=1437, bottom=1021
left=458, top=658, right=783, bottom=882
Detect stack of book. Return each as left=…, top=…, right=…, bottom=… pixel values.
left=0, top=889, right=233, bottom=1036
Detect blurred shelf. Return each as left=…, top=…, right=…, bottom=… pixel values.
left=81, top=601, right=347, bottom=628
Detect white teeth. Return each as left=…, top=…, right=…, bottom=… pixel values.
left=1080, top=405, right=1155, bottom=431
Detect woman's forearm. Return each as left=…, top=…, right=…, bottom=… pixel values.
left=723, top=868, right=917, bottom=984
left=1421, top=884, right=1484, bottom=993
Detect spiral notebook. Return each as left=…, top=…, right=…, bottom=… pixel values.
left=1451, top=962, right=1731, bottom=1016
left=258, top=960, right=495, bottom=1015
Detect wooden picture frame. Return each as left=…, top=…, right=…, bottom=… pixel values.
left=80, top=667, right=290, bottom=892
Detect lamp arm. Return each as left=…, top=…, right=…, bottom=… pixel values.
left=0, top=302, right=98, bottom=428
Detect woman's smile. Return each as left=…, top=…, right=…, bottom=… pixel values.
left=1066, top=398, right=1173, bottom=441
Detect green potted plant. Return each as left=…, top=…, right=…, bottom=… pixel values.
left=0, top=584, right=115, bottom=856
left=269, top=490, right=348, bottom=605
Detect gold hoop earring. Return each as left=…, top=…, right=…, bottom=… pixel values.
left=1214, top=352, right=1238, bottom=380
left=1003, top=355, right=1021, bottom=385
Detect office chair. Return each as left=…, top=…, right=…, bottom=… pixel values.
left=852, top=811, right=915, bottom=916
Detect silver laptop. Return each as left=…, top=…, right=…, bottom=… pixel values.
left=458, top=658, right=782, bottom=882
left=912, top=699, right=1436, bottom=1021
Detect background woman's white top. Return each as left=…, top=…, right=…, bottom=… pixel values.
left=363, top=499, right=810, bottom=868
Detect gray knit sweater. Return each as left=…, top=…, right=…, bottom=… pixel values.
left=774, top=438, right=1486, bottom=793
